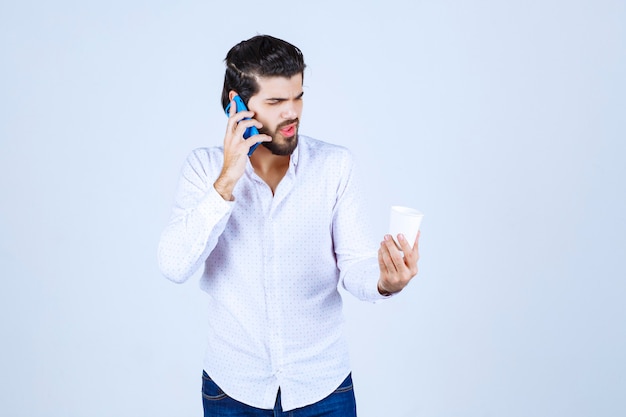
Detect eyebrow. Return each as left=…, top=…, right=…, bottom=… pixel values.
left=265, top=91, right=305, bottom=102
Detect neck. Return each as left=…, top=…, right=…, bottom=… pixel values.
left=249, top=145, right=290, bottom=194
left=249, top=145, right=290, bottom=175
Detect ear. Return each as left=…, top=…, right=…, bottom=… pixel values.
left=228, top=90, right=238, bottom=101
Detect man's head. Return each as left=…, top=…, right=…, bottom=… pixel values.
left=222, top=35, right=306, bottom=156
left=221, top=35, right=306, bottom=109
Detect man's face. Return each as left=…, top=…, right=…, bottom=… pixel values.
left=246, top=73, right=304, bottom=156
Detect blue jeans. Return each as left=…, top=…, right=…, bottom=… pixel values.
left=202, top=371, right=357, bottom=417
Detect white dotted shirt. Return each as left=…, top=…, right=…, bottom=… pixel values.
left=158, top=135, right=386, bottom=411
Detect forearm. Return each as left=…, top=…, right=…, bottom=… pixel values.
left=158, top=186, right=232, bottom=283
left=340, top=257, right=391, bottom=302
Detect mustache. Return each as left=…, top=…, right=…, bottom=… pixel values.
left=277, top=118, right=299, bottom=130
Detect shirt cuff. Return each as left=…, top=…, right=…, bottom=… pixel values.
left=199, top=184, right=235, bottom=213
left=346, top=257, right=397, bottom=303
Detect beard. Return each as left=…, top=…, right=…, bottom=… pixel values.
left=259, top=118, right=299, bottom=156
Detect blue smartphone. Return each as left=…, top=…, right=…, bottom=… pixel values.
left=224, top=95, right=261, bottom=156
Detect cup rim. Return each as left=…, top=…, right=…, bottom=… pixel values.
left=391, top=206, right=424, bottom=217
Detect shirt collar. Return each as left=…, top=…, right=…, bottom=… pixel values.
left=244, top=139, right=300, bottom=177
left=290, top=140, right=300, bottom=169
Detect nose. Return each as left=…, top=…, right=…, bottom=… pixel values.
left=281, top=103, right=298, bottom=120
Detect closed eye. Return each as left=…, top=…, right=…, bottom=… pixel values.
left=265, top=92, right=304, bottom=105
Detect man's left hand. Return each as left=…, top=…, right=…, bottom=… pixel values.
left=377, top=232, right=420, bottom=295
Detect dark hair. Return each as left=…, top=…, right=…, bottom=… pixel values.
left=221, top=35, right=306, bottom=109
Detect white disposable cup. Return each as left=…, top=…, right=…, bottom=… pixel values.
left=388, top=206, right=424, bottom=249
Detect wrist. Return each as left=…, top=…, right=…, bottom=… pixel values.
left=213, top=176, right=235, bottom=201
left=377, top=281, right=394, bottom=296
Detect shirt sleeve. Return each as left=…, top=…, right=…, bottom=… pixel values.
left=157, top=149, right=233, bottom=283
left=332, top=151, right=391, bottom=302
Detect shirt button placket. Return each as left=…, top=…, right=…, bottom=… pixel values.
left=264, top=211, right=282, bottom=382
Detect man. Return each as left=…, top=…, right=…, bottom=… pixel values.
left=158, top=35, right=420, bottom=416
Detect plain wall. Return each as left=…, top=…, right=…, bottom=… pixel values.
left=1, top=1, right=624, bottom=416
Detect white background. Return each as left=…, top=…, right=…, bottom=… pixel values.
left=1, top=1, right=625, bottom=416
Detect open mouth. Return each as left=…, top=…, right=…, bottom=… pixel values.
left=279, top=123, right=297, bottom=137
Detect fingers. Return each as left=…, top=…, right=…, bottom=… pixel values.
left=397, top=234, right=412, bottom=255
left=225, top=102, right=272, bottom=148
left=227, top=99, right=255, bottom=122
left=227, top=112, right=258, bottom=137
left=384, top=235, right=406, bottom=270
left=215, top=100, right=269, bottom=200
left=225, top=119, right=269, bottom=152
left=226, top=98, right=255, bottom=131
left=414, top=231, right=420, bottom=249
left=377, top=232, right=420, bottom=294
left=232, top=118, right=261, bottom=138
left=398, top=233, right=419, bottom=276
left=378, top=236, right=405, bottom=280
left=378, top=246, right=391, bottom=274
left=229, top=110, right=255, bottom=125
left=411, top=231, right=420, bottom=262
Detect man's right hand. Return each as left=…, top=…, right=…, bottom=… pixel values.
left=213, top=99, right=272, bottom=201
